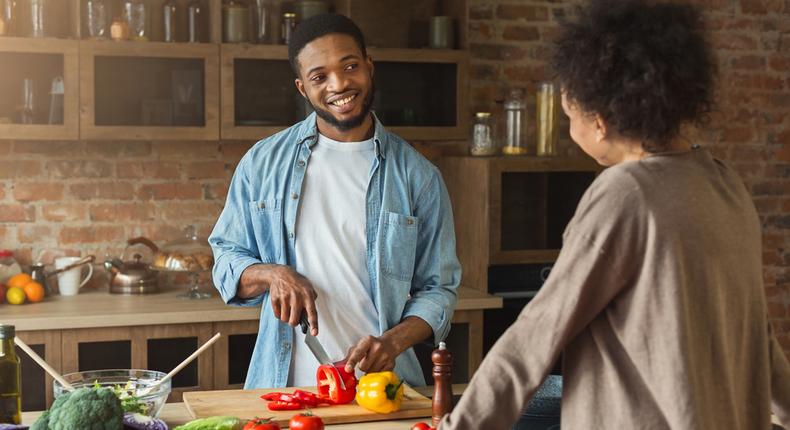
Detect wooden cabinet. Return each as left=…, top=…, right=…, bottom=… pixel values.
left=212, top=320, right=258, bottom=390
left=15, top=330, right=61, bottom=411
left=0, top=38, right=79, bottom=140
left=79, top=40, right=220, bottom=140
left=220, top=45, right=469, bottom=141
left=439, top=156, right=600, bottom=292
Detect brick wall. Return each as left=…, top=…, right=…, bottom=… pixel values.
left=466, top=0, right=790, bottom=354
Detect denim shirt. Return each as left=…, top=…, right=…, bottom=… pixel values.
left=209, top=112, right=461, bottom=389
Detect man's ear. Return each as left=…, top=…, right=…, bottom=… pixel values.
left=294, top=78, right=307, bottom=98
left=594, top=114, right=608, bottom=143
left=366, top=55, right=374, bottom=78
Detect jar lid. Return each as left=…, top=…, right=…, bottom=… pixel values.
left=283, top=12, right=296, bottom=17
left=475, top=112, right=491, bottom=118
left=0, top=324, right=15, bottom=339
left=0, top=249, right=13, bottom=258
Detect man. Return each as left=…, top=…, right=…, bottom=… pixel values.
left=209, top=13, right=461, bottom=389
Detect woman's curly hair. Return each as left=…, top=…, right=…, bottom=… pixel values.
left=551, top=0, right=716, bottom=152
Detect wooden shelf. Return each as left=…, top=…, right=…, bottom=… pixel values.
left=79, top=39, right=220, bottom=140
left=0, top=38, right=79, bottom=140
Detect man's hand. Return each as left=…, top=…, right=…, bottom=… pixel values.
left=343, top=316, right=433, bottom=374
left=239, top=264, right=319, bottom=335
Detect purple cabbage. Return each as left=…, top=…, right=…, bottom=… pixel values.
left=123, top=412, right=168, bottom=430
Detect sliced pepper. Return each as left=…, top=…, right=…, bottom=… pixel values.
left=292, top=389, right=323, bottom=407
left=267, top=400, right=304, bottom=411
left=316, top=364, right=357, bottom=405
left=355, top=371, right=404, bottom=414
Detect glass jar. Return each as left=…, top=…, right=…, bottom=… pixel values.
left=222, top=0, right=249, bottom=43
left=122, top=0, right=148, bottom=41
left=187, top=0, right=204, bottom=43
left=0, top=325, right=21, bottom=424
left=281, top=12, right=295, bottom=45
left=252, top=0, right=273, bottom=43
left=85, top=0, right=107, bottom=39
left=470, top=112, right=496, bottom=156
left=162, top=0, right=177, bottom=42
left=0, top=250, right=21, bottom=284
left=294, top=0, right=328, bottom=22
left=18, top=0, right=47, bottom=38
left=110, top=17, right=129, bottom=41
left=1, top=0, right=16, bottom=37
left=502, top=88, right=528, bottom=156
left=536, top=82, right=559, bottom=156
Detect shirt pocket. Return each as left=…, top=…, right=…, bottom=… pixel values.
left=380, top=211, right=419, bottom=282
left=249, top=197, right=283, bottom=263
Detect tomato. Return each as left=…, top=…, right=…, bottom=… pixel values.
left=410, top=423, right=435, bottom=430
left=243, top=417, right=281, bottom=430
left=316, top=364, right=357, bottom=405
left=267, top=400, right=304, bottom=411
left=288, top=412, right=324, bottom=430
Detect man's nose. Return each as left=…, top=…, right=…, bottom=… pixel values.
left=326, top=72, right=350, bottom=93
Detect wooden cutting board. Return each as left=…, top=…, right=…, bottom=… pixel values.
left=182, top=385, right=433, bottom=426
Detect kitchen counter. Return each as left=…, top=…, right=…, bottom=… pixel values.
left=2, top=285, right=502, bottom=331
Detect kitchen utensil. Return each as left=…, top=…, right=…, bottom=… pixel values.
left=144, top=332, right=220, bottom=395
left=299, top=312, right=345, bottom=389
left=182, top=385, right=432, bottom=425
left=104, top=252, right=159, bottom=295
left=19, top=77, right=34, bottom=124
left=429, top=16, right=454, bottom=49
left=47, top=76, right=63, bottom=125
left=13, top=336, right=74, bottom=392
left=54, top=256, right=94, bottom=296
left=28, top=263, right=51, bottom=296
left=45, top=255, right=94, bottom=279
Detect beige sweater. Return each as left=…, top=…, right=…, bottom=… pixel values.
left=441, top=148, right=790, bottom=429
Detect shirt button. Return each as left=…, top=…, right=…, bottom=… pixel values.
left=288, top=232, right=294, bottom=238
left=258, top=202, right=266, bottom=209
left=291, top=192, right=299, bottom=200
left=407, top=218, right=414, bottom=225
left=283, top=343, right=291, bottom=350
left=297, top=160, right=305, bottom=167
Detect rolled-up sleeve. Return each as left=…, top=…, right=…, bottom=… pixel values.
left=209, top=155, right=264, bottom=307
left=402, top=169, right=461, bottom=344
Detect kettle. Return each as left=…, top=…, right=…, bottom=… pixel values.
left=104, top=253, right=159, bottom=294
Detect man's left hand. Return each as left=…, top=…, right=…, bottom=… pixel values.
left=343, top=335, right=400, bottom=373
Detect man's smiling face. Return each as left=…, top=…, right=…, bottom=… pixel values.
left=294, top=33, right=375, bottom=132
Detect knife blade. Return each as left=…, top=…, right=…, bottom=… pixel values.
left=299, top=312, right=346, bottom=390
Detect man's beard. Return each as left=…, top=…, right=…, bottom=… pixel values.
left=306, top=82, right=376, bottom=132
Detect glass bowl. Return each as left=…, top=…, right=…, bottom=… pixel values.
left=53, top=369, right=171, bottom=418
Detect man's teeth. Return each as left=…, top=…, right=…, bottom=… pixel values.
left=332, top=95, right=356, bottom=106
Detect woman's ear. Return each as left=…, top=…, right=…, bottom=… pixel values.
left=594, top=115, right=608, bottom=143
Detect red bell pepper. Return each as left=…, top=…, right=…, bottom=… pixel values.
left=267, top=400, right=305, bottom=411
left=292, top=389, right=324, bottom=407
left=316, top=364, right=357, bottom=405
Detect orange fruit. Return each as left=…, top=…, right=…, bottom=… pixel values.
left=6, top=286, right=26, bottom=305
left=23, top=281, right=45, bottom=303
left=7, top=273, right=32, bottom=289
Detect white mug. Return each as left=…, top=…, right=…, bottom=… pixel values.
left=55, top=256, right=93, bottom=296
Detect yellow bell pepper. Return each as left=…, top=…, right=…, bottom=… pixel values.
left=355, top=371, right=405, bottom=414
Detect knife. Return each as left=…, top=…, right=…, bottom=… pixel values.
left=299, top=312, right=346, bottom=390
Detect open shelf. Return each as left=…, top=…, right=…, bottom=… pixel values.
left=79, top=39, right=219, bottom=140
left=220, top=44, right=468, bottom=141
left=0, top=38, right=79, bottom=140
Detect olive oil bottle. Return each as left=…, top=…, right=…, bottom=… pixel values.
left=0, top=324, right=21, bottom=424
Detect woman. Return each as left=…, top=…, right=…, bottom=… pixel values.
left=440, top=0, right=790, bottom=429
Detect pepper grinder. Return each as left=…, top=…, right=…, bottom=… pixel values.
left=432, top=341, right=453, bottom=427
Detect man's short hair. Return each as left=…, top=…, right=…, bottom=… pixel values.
left=288, top=13, right=368, bottom=76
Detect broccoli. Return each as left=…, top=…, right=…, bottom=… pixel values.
left=30, top=387, right=124, bottom=430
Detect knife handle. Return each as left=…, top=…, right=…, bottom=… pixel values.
left=299, top=311, right=310, bottom=335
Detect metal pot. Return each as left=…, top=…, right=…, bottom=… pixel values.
left=104, top=253, right=159, bottom=294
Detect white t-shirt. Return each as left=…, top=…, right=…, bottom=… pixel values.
left=287, top=133, right=380, bottom=387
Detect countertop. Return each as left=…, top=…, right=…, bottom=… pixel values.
left=2, top=286, right=502, bottom=331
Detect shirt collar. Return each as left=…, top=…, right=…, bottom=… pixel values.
left=294, top=111, right=387, bottom=159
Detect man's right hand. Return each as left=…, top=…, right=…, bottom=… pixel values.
left=239, top=264, right=319, bottom=336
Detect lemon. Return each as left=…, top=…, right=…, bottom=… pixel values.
left=6, top=286, right=26, bottom=305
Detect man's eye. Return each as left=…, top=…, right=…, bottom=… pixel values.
left=311, top=74, right=325, bottom=82
left=345, top=63, right=358, bottom=71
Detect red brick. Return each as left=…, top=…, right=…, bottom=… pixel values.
left=768, top=302, right=787, bottom=318
left=17, top=225, right=51, bottom=243
left=752, top=180, right=790, bottom=196
left=0, top=142, right=11, bottom=155
left=712, top=33, right=759, bottom=50
left=117, top=161, right=181, bottom=179
left=13, top=182, right=65, bottom=201
left=186, top=161, right=228, bottom=179
left=42, top=203, right=88, bottom=222
left=728, top=73, right=784, bottom=90
left=0, top=160, right=42, bottom=179
left=13, top=248, right=32, bottom=266
left=496, top=5, right=549, bottom=21
left=753, top=197, right=779, bottom=213
left=160, top=201, right=223, bottom=221
left=155, top=141, right=219, bottom=158
left=765, top=250, right=782, bottom=265
left=85, top=141, right=151, bottom=157
left=90, top=203, right=156, bottom=222
left=220, top=142, right=254, bottom=162
left=0, top=183, right=5, bottom=200
left=776, top=144, right=790, bottom=162
left=0, top=204, right=35, bottom=222
left=769, top=56, right=790, bottom=71
left=502, top=25, right=540, bottom=41
left=730, top=55, right=766, bottom=70
left=469, top=4, right=493, bottom=20
left=69, top=182, right=136, bottom=200
left=471, top=64, right=500, bottom=80
left=0, top=225, right=6, bottom=241
left=470, top=43, right=527, bottom=61
left=469, top=22, right=494, bottom=41
left=203, top=183, right=229, bottom=200
left=503, top=65, right=548, bottom=82
left=136, top=224, right=188, bottom=242
left=47, top=160, right=112, bottom=179
left=741, top=0, right=768, bottom=14
left=12, top=141, right=83, bottom=156
left=137, top=183, right=203, bottom=200
left=59, top=226, right=126, bottom=244
left=722, top=127, right=756, bottom=143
